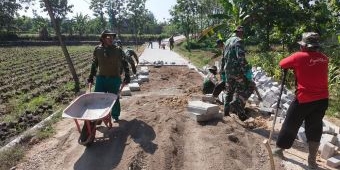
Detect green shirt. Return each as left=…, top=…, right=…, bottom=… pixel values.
left=90, top=44, right=129, bottom=78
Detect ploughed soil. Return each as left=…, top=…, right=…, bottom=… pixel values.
left=14, top=66, right=321, bottom=170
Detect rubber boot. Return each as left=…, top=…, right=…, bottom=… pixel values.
left=272, top=147, right=284, bottom=159
left=308, top=141, right=320, bottom=170
left=224, top=106, right=230, bottom=116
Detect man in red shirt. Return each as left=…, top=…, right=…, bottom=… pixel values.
left=273, top=32, right=329, bottom=169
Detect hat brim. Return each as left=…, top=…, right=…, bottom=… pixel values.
left=298, top=41, right=320, bottom=47
left=103, top=33, right=116, bottom=36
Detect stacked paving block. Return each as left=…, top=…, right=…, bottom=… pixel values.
left=128, top=83, right=141, bottom=91
left=187, top=101, right=222, bottom=122
left=250, top=67, right=340, bottom=168
left=197, top=66, right=340, bottom=168
left=120, top=66, right=149, bottom=96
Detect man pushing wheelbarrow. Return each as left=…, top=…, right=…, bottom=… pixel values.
left=87, top=29, right=131, bottom=122
left=72, top=29, right=130, bottom=146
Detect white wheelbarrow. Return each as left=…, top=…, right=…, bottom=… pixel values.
left=62, top=92, right=118, bottom=147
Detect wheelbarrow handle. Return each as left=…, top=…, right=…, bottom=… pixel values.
left=88, top=83, right=92, bottom=93
left=118, top=83, right=126, bottom=96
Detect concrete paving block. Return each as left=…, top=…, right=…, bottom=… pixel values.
left=326, top=155, right=340, bottom=168
left=297, top=127, right=307, bottom=143
left=188, top=111, right=223, bottom=122
left=286, top=91, right=295, bottom=100
left=138, top=75, right=149, bottom=82
left=187, top=101, right=220, bottom=122
left=202, top=94, right=215, bottom=103
left=272, top=82, right=279, bottom=86
left=283, top=103, right=290, bottom=110
left=258, top=76, right=269, bottom=84
left=187, top=101, right=219, bottom=115
left=141, top=66, right=149, bottom=71
left=131, top=78, right=143, bottom=84
left=270, top=86, right=279, bottom=92
left=323, top=120, right=339, bottom=135
left=321, top=142, right=336, bottom=159
left=321, top=134, right=337, bottom=145
left=128, top=83, right=140, bottom=91
left=139, top=66, right=149, bottom=74
left=121, top=86, right=132, bottom=96
left=259, top=105, right=274, bottom=115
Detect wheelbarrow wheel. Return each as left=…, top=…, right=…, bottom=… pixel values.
left=79, top=122, right=96, bottom=147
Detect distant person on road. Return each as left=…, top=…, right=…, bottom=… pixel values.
left=87, top=30, right=131, bottom=122
left=202, top=65, right=218, bottom=94
left=221, top=26, right=252, bottom=120
left=273, top=32, right=329, bottom=170
left=169, top=36, right=174, bottom=50
left=157, top=36, right=162, bottom=49
left=148, top=38, right=153, bottom=48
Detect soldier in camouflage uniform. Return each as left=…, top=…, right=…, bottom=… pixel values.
left=116, top=40, right=139, bottom=75
left=202, top=65, right=218, bottom=94
left=87, top=30, right=130, bottom=122
left=221, top=26, right=254, bottom=120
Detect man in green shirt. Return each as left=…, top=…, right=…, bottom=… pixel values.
left=87, top=30, right=130, bottom=122
left=221, top=26, right=252, bottom=120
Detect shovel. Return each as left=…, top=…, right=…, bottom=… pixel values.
left=263, top=69, right=288, bottom=170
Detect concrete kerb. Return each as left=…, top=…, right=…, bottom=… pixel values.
left=0, top=109, right=62, bottom=153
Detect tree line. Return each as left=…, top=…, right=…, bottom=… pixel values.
left=169, top=0, right=340, bottom=51
left=0, top=0, right=175, bottom=40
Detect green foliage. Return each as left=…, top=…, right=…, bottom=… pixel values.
left=0, top=146, right=25, bottom=170
left=0, top=0, right=22, bottom=32
left=248, top=51, right=298, bottom=87
left=35, top=111, right=61, bottom=140
left=27, top=96, right=49, bottom=110
left=175, top=41, right=213, bottom=68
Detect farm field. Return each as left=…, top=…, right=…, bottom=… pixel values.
left=0, top=45, right=94, bottom=146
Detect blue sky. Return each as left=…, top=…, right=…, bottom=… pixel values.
left=19, top=0, right=177, bottom=22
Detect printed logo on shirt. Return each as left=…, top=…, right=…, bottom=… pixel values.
left=308, top=57, right=327, bottom=66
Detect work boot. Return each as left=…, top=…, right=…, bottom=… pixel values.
left=230, top=100, right=248, bottom=121
left=224, top=107, right=230, bottom=116
left=308, top=141, right=320, bottom=170
left=272, top=147, right=285, bottom=159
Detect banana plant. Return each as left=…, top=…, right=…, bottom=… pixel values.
left=198, top=0, right=250, bottom=42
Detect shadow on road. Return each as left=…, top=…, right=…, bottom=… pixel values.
left=73, top=119, right=158, bottom=170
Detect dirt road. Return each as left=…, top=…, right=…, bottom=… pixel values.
left=15, top=66, right=286, bottom=170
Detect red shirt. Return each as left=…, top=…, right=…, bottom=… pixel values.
left=279, top=51, right=329, bottom=103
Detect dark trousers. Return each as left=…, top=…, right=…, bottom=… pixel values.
left=276, top=98, right=328, bottom=149
left=95, top=76, right=122, bottom=119
left=213, top=81, right=225, bottom=97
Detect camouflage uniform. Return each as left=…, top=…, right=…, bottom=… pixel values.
left=123, top=48, right=138, bottom=75
left=203, top=72, right=218, bottom=94
left=221, top=33, right=253, bottom=119
left=89, top=44, right=130, bottom=120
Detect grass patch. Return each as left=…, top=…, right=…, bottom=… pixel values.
left=174, top=42, right=215, bottom=68
left=64, top=82, right=75, bottom=92
left=35, top=111, right=62, bottom=140
left=0, top=146, right=25, bottom=170
left=2, top=95, right=52, bottom=122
